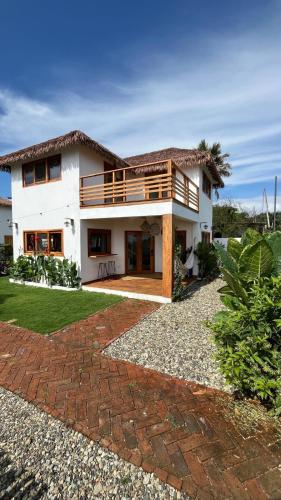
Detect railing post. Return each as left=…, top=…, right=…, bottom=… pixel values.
left=167, top=159, right=173, bottom=199
left=80, top=177, right=83, bottom=207
left=112, top=170, right=116, bottom=204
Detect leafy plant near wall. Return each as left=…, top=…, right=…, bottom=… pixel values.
left=209, top=229, right=281, bottom=414
left=194, top=242, right=218, bottom=278
left=173, top=244, right=186, bottom=301
left=9, top=255, right=81, bottom=289
left=0, top=244, right=13, bottom=275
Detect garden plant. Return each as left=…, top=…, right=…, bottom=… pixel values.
left=9, top=255, right=81, bottom=289
left=209, top=229, right=281, bottom=414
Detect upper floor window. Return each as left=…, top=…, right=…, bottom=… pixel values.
left=24, top=229, right=63, bottom=255
left=202, top=171, right=212, bottom=198
left=22, top=155, right=61, bottom=187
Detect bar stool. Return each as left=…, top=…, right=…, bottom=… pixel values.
left=98, top=262, right=108, bottom=280
left=107, top=260, right=116, bottom=277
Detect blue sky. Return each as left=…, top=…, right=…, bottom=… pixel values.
left=0, top=0, right=280, bottom=211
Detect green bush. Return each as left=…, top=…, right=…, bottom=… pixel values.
left=9, top=255, right=81, bottom=289
left=0, top=244, right=13, bottom=275
left=209, top=229, right=281, bottom=414
left=194, top=242, right=218, bottom=278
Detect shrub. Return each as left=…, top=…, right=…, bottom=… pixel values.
left=173, top=244, right=186, bottom=301
left=209, top=229, right=281, bottom=414
left=194, top=242, right=218, bottom=278
left=9, top=255, right=81, bottom=288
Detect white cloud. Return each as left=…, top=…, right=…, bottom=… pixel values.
left=0, top=9, right=281, bottom=196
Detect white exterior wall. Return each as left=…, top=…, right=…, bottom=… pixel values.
left=80, top=216, right=196, bottom=283
left=11, top=148, right=81, bottom=267
left=0, top=205, right=12, bottom=244
left=10, top=143, right=214, bottom=283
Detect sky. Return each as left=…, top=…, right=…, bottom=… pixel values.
left=0, top=0, right=280, bottom=212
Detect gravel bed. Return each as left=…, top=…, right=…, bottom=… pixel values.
left=0, top=388, right=187, bottom=499
left=106, top=279, right=227, bottom=391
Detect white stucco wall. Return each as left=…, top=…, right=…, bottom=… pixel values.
left=0, top=205, right=12, bottom=244
left=11, top=148, right=81, bottom=266
left=9, top=143, right=214, bottom=282
left=80, top=216, right=196, bottom=283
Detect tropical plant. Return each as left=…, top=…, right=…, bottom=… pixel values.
left=213, top=229, right=281, bottom=301
left=194, top=242, right=218, bottom=278
left=9, top=255, right=81, bottom=288
left=173, top=244, right=186, bottom=301
left=209, top=229, right=281, bottom=413
left=198, top=139, right=231, bottom=178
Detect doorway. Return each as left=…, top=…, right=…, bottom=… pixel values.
left=125, top=231, right=155, bottom=274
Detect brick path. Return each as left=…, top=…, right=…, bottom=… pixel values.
left=0, top=299, right=280, bottom=499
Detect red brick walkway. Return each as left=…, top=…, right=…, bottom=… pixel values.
left=0, top=300, right=280, bottom=499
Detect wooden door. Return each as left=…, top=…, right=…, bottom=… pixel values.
left=125, top=231, right=154, bottom=274
left=175, top=230, right=187, bottom=262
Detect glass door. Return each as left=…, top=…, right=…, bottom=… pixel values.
left=126, top=231, right=154, bottom=273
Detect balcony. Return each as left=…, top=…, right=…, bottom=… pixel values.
left=80, top=160, right=199, bottom=212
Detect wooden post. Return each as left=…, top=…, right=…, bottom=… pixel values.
left=167, top=159, right=173, bottom=199
left=162, top=214, right=175, bottom=299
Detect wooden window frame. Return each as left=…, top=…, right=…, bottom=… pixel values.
left=201, top=231, right=211, bottom=245
left=23, top=229, right=64, bottom=256
left=88, top=229, right=111, bottom=256
left=22, top=155, right=62, bottom=187
left=202, top=171, right=212, bottom=198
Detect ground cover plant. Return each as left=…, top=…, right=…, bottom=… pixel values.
left=0, top=277, right=122, bottom=334
left=209, top=229, right=281, bottom=414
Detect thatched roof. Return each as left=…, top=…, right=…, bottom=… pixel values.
left=0, top=130, right=129, bottom=172
left=0, top=197, right=12, bottom=207
left=125, top=147, right=224, bottom=187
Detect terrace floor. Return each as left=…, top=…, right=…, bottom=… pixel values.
left=85, top=273, right=163, bottom=297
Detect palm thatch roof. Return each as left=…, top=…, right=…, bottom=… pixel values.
left=125, top=147, right=224, bottom=187
left=0, top=197, right=12, bottom=207
left=0, top=130, right=129, bottom=172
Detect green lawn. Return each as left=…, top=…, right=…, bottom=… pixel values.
left=0, top=277, right=122, bottom=334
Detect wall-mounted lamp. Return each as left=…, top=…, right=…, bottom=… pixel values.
left=200, top=222, right=208, bottom=230
left=64, top=218, right=74, bottom=228
left=8, top=220, right=18, bottom=230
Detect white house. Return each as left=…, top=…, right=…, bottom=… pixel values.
left=0, top=130, right=223, bottom=302
left=0, top=197, right=12, bottom=245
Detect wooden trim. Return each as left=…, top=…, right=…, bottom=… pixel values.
left=88, top=228, right=111, bottom=256
left=162, top=214, right=175, bottom=298
left=23, top=229, right=64, bottom=256
left=80, top=162, right=199, bottom=212
left=22, top=155, right=62, bottom=188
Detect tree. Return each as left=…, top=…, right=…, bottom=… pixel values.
left=198, top=139, right=231, bottom=178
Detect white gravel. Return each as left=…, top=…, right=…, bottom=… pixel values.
left=0, top=387, right=187, bottom=499
left=106, top=279, right=227, bottom=391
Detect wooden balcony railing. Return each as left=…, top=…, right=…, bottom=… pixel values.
left=80, top=160, right=199, bottom=212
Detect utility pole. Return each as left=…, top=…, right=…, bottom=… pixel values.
left=273, top=176, right=278, bottom=231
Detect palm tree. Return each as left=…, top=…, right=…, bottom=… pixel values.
left=198, top=139, right=231, bottom=177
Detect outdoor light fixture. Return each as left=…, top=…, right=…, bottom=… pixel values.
left=8, top=220, right=18, bottom=230
left=200, top=222, right=208, bottom=230
left=64, top=218, right=74, bottom=227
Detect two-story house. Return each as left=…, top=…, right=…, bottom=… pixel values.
left=0, top=130, right=223, bottom=302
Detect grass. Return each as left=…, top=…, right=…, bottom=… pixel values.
left=0, top=277, right=122, bottom=334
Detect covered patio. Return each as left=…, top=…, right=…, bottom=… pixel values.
left=82, top=272, right=193, bottom=303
